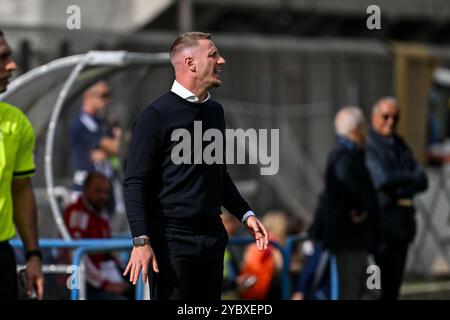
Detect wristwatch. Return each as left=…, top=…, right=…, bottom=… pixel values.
left=133, top=236, right=150, bottom=247
left=25, top=249, right=42, bottom=261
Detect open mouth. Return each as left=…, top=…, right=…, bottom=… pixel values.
left=214, top=67, right=222, bottom=78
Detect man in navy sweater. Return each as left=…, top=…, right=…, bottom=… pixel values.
left=123, top=32, right=269, bottom=300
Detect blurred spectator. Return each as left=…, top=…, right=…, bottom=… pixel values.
left=106, top=116, right=123, bottom=175
left=69, top=81, right=121, bottom=213
left=319, top=107, right=378, bottom=300
left=366, top=97, right=428, bottom=300
left=239, top=210, right=287, bottom=300
left=63, top=172, right=131, bottom=300
left=284, top=212, right=306, bottom=293
left=292, top=194, right=330, bottom=300
left=104, top=115, right=126, bottom=216
left=221, top=210, right=242, bottom=300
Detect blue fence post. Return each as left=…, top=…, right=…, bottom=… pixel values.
left=330, top=254, right=339, bottom=300
left=70, top=247, right=86, bottom=300
left=135, top=272, right=144, bottom=300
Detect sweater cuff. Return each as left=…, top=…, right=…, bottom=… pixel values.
left=241, top=211, right=256, bottom=223
left=130, top=221, right=149, bottom=239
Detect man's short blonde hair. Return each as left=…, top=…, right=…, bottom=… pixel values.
left=169, top=32, right=211, bottom=59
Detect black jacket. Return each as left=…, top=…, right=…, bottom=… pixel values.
left=319, top=137, right=378, bottom=251
left=365, top=129, right=428, bottom=243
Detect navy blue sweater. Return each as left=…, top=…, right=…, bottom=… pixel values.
left=124, top=91, right=251, bottom=238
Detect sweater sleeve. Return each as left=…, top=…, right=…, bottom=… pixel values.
left=222, top=165, right=252, bottom=221
left=124, top=107, right=163, bottom=238
left=219, top=104, right=252, bottom=220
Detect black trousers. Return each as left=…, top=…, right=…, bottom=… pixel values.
left=149, top=219, right=228, bottom=300
left=335, top=249, right=371, bottom=300
left=0, top=241, right=18, bottom=300
left=375, top=241, right=409, bottom=300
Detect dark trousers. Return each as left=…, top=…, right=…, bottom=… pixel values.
left=375, top=241, right=409, bottom=300
left=0, top=241, right=18, bottom=300
left=335, top=249, right=371, bottom=300
left=149, top=220, right=228, bottom=300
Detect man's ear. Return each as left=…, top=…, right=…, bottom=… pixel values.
left=185, top=56, right=196, bottom=72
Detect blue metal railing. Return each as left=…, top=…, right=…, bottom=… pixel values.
left=10, top=239, right=134, bottom=300
left=69, top=241, right=132, bottom=300
left=10, top=235, right=338, bottom=300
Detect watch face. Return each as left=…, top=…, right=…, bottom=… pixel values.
left=133, top=237, right=147, bottom=246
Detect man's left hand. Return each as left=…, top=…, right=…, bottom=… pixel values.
left=26, top=257, right=44, bottom=300
left=244, top=215, right=269, bottom=251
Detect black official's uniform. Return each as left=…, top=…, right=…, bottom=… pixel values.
left=124, top=91, right=251, bottom=300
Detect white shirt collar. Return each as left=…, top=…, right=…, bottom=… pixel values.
left=79, top=112, right=98, bottom=132
left=171, top=80, right=210, bottom=103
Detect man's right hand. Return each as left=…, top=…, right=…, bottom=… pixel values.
left=123, top=245, right=159, bottom=285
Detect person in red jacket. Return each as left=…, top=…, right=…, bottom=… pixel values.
left=64, top=172, right=131, bottom=299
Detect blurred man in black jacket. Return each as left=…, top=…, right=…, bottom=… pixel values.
left=366, top=97, right=428, bottom=300
left=321, top=107, right=379, bottom=299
